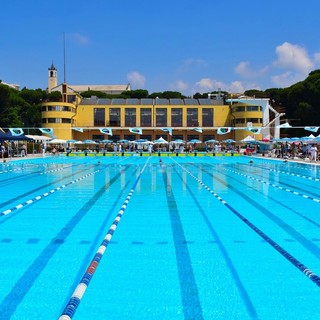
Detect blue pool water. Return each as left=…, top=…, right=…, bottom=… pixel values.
left=0, top=155, right=320, bottom=319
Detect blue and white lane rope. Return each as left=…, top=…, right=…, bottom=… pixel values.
left=253, top=165, right=320, bottom=182
left=172, top=159, right=320, bottom=288
left=0, top=170, right=101, bottom=217
left=224, top=167, right=320, bottom=203
left=59, top=159, right=149, bottom=320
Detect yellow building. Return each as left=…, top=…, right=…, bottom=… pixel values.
left=42, top=65, right=269, bottom=142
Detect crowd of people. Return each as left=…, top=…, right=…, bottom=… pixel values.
left=267, top=142, right=318, bottom=161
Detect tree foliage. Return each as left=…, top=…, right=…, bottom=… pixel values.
left=1, top=69, right=320, bottom=130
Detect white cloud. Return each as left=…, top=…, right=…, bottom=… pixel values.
left=177, top=58, right=208, bottom=74
left=171, top=80, right=189, bottom=92
left=314, top=53, right=320, bottom=66
left=273, top=42, right=313, bottom=72
left=271, top=72, right=299, bottom=87
left=235, top=61, right=268, bottom=78
left=127, top=71, right=146, bottom=88
left=270, top=42, right=319, bottom=87
left=68, top=33, right=89, bottom=45
left=195, top=78, right=222, bottom=92
left=229, top=81, right=245, bottom=93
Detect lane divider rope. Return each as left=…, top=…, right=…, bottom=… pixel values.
left=172, top=158, right=320, bottom=288
left=59, top=158, right=150, bottom=320
left=247, top=163, right=320, bottom=182
left=225, top=167, right=320, bottom=203
left=0, top=169, right=101, bottom=217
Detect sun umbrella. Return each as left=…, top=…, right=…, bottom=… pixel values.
left=118, top=139, right=130, bottom=143
left=170, top=139, right=185, bottom=144
left=26, top=135, right=51, bottom=142
left=240, top=136, right=256, bottom=143
left=153, top=137, right=168, bottom=144
left=223, top=139, right=236, bottom=143
left=48, top=139, right=67, bottom=144
left=82, top=139, right=97, bottom=144
left=204, top=139, right=218, bottom=144
left=101, top=139, right=113, bottom=143
left=132, top=139, right=151, bottom=144
left=188, top=139, right=202, bottom=144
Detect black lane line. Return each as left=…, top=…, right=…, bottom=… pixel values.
left=0, top=165, right=132, bottom=319
left=162, top=169, right=204, bottom=320
left=0, top=164, right=101, bottom=211
left=61, top=165, right=136, bottom=306
left=173, top=166, right=258, bottom=319
left=195, top=164, right=320, bottom=259
left=233, top=163, right=320, bottom=198
left=182, top=163, right=320, bottom=288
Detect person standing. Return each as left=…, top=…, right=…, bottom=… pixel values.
left=21, top=144, right=27, bottom=157
left=0, top=144, right=5, bottom=160
left=310, top=144, right=318, bottom=161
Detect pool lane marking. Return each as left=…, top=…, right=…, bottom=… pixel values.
left=171, top=165, right=257, bottom=319
left=161, top=167, right=204, bottom=319
left=0, top=165, right=133, bottom=319
left=172, top=159, right=320, bottom=288
left=59, top=158, right=150, bottom=320
left=224, top=167, right=320, bottom=203
left=0, top=169, right=101, bottom=217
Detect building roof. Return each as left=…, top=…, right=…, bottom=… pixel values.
left=69, top=84, right=131, bottom=93
left=51, top=83, right=131, bottom=95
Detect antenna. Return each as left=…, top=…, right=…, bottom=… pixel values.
left=63, top=32, right=66, bottom=83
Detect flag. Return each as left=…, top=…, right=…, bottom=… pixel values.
left=129, top=128, right=142, bottom=134
left=217, top=127, right=231, bottom=135
left=72, top=127, right=84, bottom=133
left=39, top=128, right=54, bottom=136
left=248, top=127, right=261, bottom=134
left=276, top=122, right=292, bottom=128
left=190, top=127, right=202, bottom=133
left=100, top=128, right=113, bottom=136
left=304, top=126, right=319, bottom=133
left=9, top=128, right=24, bottom=136
left=161, top=128, right=172, bottom=136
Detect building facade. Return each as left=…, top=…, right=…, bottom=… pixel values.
left=41, top=65, right=267, bottom=142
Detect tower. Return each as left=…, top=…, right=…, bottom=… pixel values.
left=48, top=63, right=58, bottom=93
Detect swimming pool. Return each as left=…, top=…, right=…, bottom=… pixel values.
left=0, top=155, right=320, bottom=319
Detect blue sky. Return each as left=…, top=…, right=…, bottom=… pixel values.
left=1, top=0, right=320, bottom=96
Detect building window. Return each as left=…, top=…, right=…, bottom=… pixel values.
left=94, top=108, right=105, bottom=126
left=124, top=134, right=135, bottom=141
left=247, top=105, right=261, bottom=111
left=48, top=106, right=60, bottom=111
left=41, top=118, right=47, bottom=123
left=234, top=106, right=245, bottom=112
left=42, top=106, right=47, bottom=111
left=171, top=108, right=182, bottom=127
left=246, top=118, right=261, bottom=123
left=235, top=118, right=246, bottom=124
left=48, top=118, right=60, bottom=123
left=92, top=134, right=104, bottom=141
left=156, top=108, right=167, bottom=127
left=140, top=108, right=151, bottom=126
left=110, top=108, right=120, bottom=126
left=62, top=106, right=72, bottom=112
left=187, top=135, right=199, bottom=141
left=61, top=118, right=72, bottom=123
left=187, top=108, right=198, bottom=127
left=202, top=108, right=213, bottom=127
left=203, top=134, right=215, bottom=141
left=125, top=108, right=136, bottom=127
